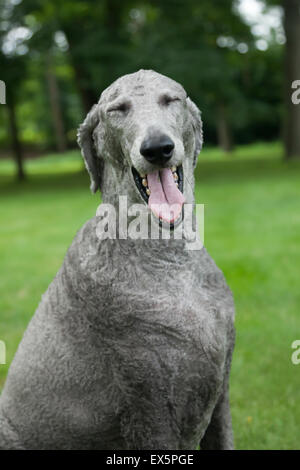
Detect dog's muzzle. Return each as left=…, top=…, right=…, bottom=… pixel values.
left=132, top=165, right=185, bottom=225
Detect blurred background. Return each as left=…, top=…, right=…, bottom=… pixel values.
left=0, top=0, right=300, bottom=450
left=1, top=0, right=300, bottom=165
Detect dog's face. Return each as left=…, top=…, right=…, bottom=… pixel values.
left=78, top=70, right=202, bottom=226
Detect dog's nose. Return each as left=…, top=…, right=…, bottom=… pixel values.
left=140, top=134, right=174, bottom=165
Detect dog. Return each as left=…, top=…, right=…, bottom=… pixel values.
left=0, top=70, right=235, bottom=449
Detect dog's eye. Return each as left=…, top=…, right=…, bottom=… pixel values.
left=160, top=95, right=180, bottom=106
left=107, top=102, right=130, bottom=113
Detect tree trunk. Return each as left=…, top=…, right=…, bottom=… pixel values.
left=283, top=0, right=300, bottom=159
left=7, top=99, right=25, bottom=181
left=71, top=61, right=97, bottom=114
left=46, top=53, right=67, bottom=152
left=216, top=103, right=234, bottom=152
left=62, top=0, right=123, bottom=114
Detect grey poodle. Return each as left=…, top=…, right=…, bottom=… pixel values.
left=0, top=70, right=235, bottom=450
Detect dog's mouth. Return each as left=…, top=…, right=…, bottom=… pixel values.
left=132, top=165, right=185, bottom=225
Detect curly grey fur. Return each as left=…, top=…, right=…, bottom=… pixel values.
left=0, top=70, right=235, bottom=450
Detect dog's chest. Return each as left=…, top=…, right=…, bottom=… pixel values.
left=79, top=239, right=231, bottom=366
left=21, top=236, right=233, bottom=448
left=80, top=242, right=228, bottom=405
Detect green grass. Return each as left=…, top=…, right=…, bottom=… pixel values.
left=0, top=141, right=300, bottom=449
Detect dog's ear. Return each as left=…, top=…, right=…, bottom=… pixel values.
left=186, top=97, right=203, bottom=167
left=77, top=104, right=103, bottom=193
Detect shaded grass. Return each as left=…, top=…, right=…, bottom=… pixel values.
left=0, top=141, right=300, bottom=449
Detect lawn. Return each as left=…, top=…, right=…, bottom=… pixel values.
left=0, top=141, right=299, bottom=449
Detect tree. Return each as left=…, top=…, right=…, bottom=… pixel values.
left=132, top=0, right=254, bottom=150
left=0, top=0, right=27, bottom=180
left=283, top=0, right=300, bottom=159
left=0, top=52, right=27, bottom=180
left=0, top=0, right=286, bottom=157
left=45, top=49, right=67, bottom=152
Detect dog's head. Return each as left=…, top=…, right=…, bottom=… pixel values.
left=78, top=69, right=202, bottom=226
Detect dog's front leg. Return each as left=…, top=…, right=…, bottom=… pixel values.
left=200, top=344, right=235, bottom=450
left=200, top=381, right=234, bottom=450
left=119, top=398, right=180, bottom=450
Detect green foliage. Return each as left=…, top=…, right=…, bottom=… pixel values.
left=0, top=0, right=284, bottom=152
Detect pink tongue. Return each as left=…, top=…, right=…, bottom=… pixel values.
left=147, top=168, right=185, bottom=223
